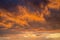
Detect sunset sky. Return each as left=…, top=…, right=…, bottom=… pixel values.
left=0, top=0, right=60, bottom=40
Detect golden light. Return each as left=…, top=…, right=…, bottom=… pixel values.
left=23, top=32, right=37, bottom=38
left=46, top=33, right=60, bottom=39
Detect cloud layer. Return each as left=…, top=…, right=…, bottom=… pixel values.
left=0, top=0, right=60, bottom=34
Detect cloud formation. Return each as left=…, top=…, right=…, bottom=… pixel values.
left=0, top=0, right=60, bottom=34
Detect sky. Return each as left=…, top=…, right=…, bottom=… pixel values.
left=0, top=0, right=60, bottom=40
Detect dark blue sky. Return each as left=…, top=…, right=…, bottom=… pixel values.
left=0, top=0, right=49, bottom=12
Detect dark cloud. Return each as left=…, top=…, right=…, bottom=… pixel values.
left=26, top=0, right=49, bottom=7
left=46, top=8, right=60, bottom=22
left=0, top=16, right=4, bottom=22
left=24, top=0, right=50, bottom=12
left=0, top=0, right=49, bottom=12
left=44, top=8, right=60, bottom=30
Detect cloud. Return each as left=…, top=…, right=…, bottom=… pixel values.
left=0, top=0, right=49, bottom=12
left=0, top=0, right=60, bottom=35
